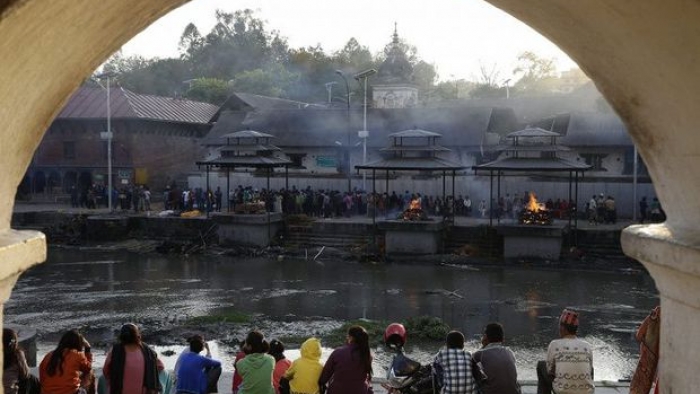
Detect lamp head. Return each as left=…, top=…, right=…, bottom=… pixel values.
left=354, top=68, right=377, bottom=80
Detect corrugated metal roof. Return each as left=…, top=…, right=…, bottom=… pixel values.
left=207, top=105, right=518, bottom=149
left=473, top=157, right=590, bottom=172
left=559, top=112, right=632, bottom=146
left=220, top=130, right=275, bottom=139
left=57, top=85, right=218, bottom=124
left=356, top=157, right=465, bottom=171
left=388, top=129, right=442, bottom=138
left=123, top=89, right=218, bottom=124
left=507, top=127, right=560, bottom=138
left=197, top=156, right=292, bottom=167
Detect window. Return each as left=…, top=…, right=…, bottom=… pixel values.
left=287, top=153, right=306, bottom=169
left=580, top=153, right=606, bottom=171
left=63, top=141, right=75, bottom=159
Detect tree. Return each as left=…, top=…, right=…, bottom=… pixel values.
left=469, top=64, right=505, bottom=99
left=178, top=23, right=204, bottom=61
left=512, top=51, right=558, bottom=95
left=230, top=64, right=299, bottom=98
left=184, top=78, right=230, bottom=104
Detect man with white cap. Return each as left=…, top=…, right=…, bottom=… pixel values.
left=536, top=309, right=594, bottom=394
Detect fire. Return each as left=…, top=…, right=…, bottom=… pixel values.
left=410, top=198, right=421, bottom=210
left=527, top=192, right=545, bottom=212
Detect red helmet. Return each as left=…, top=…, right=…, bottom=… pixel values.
left=384, top=323, right=407, bottom=347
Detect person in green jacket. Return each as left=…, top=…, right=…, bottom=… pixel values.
left=236, top=331, right=275, bottom=394
left=282, top=337, right=324, bottom=394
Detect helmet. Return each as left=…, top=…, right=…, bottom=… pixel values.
left=384, top=323, right=407, bottom=348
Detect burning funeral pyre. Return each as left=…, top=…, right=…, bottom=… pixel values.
left=519, top=192, right=552, bottom=225
left=401, top=198, right=429, bottom=221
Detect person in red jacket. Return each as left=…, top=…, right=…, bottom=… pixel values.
left=39, top=330, right=93, bottom=394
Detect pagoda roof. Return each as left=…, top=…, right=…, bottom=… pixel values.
left=473, top=157, right=590, bottom=172
left=357, top=157, right=465, bottom=171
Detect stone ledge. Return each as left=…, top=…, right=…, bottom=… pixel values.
left=622, top=223, right=700, bottom=307
left=0, top=229, right=46, bottom=280
left=0, top=229, right=46, bottom=301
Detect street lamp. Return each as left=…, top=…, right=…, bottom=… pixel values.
left=324, top=82, right=337, bottom=104
left=335, top=70, right=352, bottom=193
left=94, top=72, right=115, bottom=212
left=503, top=78, right=511, bottom=99
left=354, top=68, right=377, bottom=191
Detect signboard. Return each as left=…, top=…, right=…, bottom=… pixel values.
left=316, top=156, right=337, bottom=168
left=117, top=170, right=131, bottom=179
left=100, top=131, right=113, bottom=140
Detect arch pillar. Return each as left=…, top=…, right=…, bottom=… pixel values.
left=485, top=1, right=700, bottom=392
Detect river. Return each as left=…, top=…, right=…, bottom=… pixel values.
left=6, top=247, right=658, bottom=381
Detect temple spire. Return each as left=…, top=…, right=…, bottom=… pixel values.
left=393, top=22, right=399, bottom=45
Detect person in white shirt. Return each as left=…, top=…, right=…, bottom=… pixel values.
left=537, top=309, right=594, bottom=394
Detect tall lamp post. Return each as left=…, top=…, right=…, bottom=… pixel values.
left=335, top=70, right=352, bottom=193
left=354, top=68, right=377, bottom=191
left=95, top=73, right=114, bottom=212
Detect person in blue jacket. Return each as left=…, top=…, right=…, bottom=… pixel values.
left=176, top=335, right=222, bottom=394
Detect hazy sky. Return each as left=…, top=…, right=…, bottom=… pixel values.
left=120, top=0, right=578, bottom=82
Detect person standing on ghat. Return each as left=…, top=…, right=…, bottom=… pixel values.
left=537, top=309, right=594, bottom=394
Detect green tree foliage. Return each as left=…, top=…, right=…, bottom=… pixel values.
left=512, top=51, right=558, bottom=95
left=184, top=78, right=230, bottom=104
left=230, top=64, right=299, bottom=98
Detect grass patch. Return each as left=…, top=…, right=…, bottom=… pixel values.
left=186, top=312, right=251, bottom=325
left=404, top=316, right=451, bottom=341
left=322, top=317, right=450, bottom=347
left=323, top=319, right=390, bottom=348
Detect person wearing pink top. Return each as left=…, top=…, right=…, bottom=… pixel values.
left=103, top=323, right=164, bottom=394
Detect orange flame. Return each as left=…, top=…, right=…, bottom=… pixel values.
left=527, top=192, right=545, bottom=212
left=410, top=198, right=421, bottom=210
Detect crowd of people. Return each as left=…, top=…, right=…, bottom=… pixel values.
left=66, top=181, right=663, bottom=226
left=3, top=306, right=665, bottom=394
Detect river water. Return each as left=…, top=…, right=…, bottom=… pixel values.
left=6, top=247, right=658, bottom=381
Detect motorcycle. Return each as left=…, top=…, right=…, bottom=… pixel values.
left=382, top=323, right=439, bottom=394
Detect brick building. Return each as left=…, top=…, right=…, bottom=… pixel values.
left=19, top=84, right=218, bottom=200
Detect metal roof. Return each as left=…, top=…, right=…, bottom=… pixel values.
left=388, top=129, right=442, bottom=138
left=197, top=156, right=292, bottom=168
left=220, top=130, right=275, bottom=139
left=381, top=146, right=451, bottom=152
left=496, top=145, right=571, bottom=152
left=472, top=157, right=591, bottom=172
left=57, top=85, right=218, bottom=124
left=356, top=157, right=465, bottom=171
left=507, top=127, right=561, bottom=138
left=218, top=145, right=281, bottom=153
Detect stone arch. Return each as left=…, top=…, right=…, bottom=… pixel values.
left=0, top=1, right=699, bottom=392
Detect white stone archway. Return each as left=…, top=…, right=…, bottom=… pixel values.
left=1, top=1, right=699, bottom=391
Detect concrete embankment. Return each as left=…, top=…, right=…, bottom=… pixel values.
left=11, top=207, right=641, bottom=268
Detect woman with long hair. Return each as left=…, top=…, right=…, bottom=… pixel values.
left=319, top=325, right=373, bottom=394
left=235, top=330, right=275, bottom=394
left=3, top=328, right=30, bottom=394
left=39, top=329, right=93, bottom=394
left=103, top=323, right=163, bottom=394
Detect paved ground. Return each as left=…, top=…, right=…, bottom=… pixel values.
left=12, top=201, right=642, bottom=231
